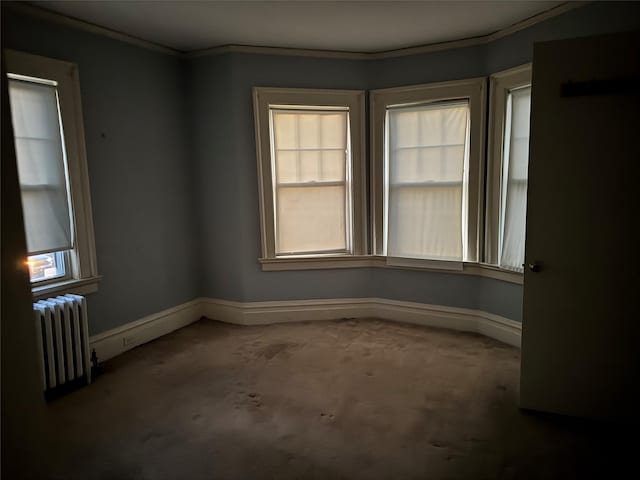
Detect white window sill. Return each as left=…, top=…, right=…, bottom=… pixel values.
left=32, top=276, right=101, bottom=301
left=258, top=256, right=523, bottom=284
left=385, top=256, right=464, bottom=271
left=260, top=255, right=376, bottom=271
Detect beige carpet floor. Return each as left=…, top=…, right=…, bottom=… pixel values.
left=34, top=318, right=632, bottom=479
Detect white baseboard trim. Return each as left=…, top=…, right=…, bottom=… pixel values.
left=90, top=299, right=202, bottom=361
left=90, top=297, right=520, bottom=363
left=201, top=297, right=522, bottom=348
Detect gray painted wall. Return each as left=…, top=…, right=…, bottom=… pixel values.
left=2, top=9, right=198, bottom=334
left=212, top=50, right=524, bottom=320
left=3, top=2, right=639, bottom=333
left=193, top=2, right=639, bottom=322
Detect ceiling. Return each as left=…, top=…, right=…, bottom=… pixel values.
left=32, top=1, right=565, bottom=54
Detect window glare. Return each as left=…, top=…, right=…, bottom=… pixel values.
left=27, top=251, right=66, bottom=283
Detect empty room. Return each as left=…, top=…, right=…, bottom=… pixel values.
left=2, top=1, right=639, bottom=479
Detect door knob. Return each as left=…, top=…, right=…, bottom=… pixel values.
left=527, top=262, right=541, bottom=272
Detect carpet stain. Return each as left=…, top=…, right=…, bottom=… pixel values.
left=141, top=432, right=163, bottom=443
left=259, top=342, right=296, bottom=360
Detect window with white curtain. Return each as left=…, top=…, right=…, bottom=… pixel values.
left=486, top=64, right=532, bottom=273
left=253, top=77, right=525, bottom=282
left=371, top=78, right=486, bottom=267
left=499, top=87, right=531, bottom=271
left=8, top=76, right=73, bottom=282
left=6, top=50, right=99, bottom=296
left=271, top=108, right=351, bottom=255
left=254, top=88, right=366, bottom=262
left=385, top=101, right=470, bottom=261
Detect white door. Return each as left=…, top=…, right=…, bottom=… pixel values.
left=520, top=31, right=640, bottom=421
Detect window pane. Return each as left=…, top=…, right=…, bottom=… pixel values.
left=389, top=184, right=463, bottom=260
left=27, top=251, right=65, bottom=283
left=276, top=185, right=346, bottom=254
left=8, top=79, right=73, bottom=255
left=272, top=113, right=298, bottom=149
left=386, top=101, right=469, bottom=260
left=320, top=149, right=346, bottom=182
left=273, top=111, right=347, bottom=150
left=21, top=190, right=73, bottom=254
left=390, top=145, right=465, bottom=184
left=274, top=150, right=298, bottom=184
left=298, top=150, right=321, bottom=182
left=276, top=149, right=346, bottom=183
left=500, top=87, right=531, bottom=271
left=271, top=108, right=350, bottom=255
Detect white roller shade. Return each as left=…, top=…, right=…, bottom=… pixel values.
left=499, top=86, right=531, bottom=271
left=8, top=78, right=73, bottom=255
left=386, top=101, right=470, bottom=260
left=271, top=108, right=350, bottom=255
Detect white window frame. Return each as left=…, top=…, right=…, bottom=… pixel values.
left=370, top=78, right=487, bottom=270
left=253, top=87, right=366, bottom=265
left=485, top=64, right=532, bottom=270
left=6, top=49, right=100, bottom=299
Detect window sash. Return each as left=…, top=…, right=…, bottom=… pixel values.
left=269, top=107, right=353, bottom=256
left=8, top=76, right=74, bottom=255
left=27, top=250, right=71, bottom=284
left=485, top=64, right=531, bottom=269
left=499, top=86, right=531, bottom=272
left=384, top=100, right=471, bottom=261
left=274, top=191, right=351, bottom=255
left=254, top=88, right=365, bottom=260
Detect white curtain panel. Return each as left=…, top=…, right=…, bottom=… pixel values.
left=8, top=79, right=73, bottom=255
left=271, top=109, right=349, bottom=255
left=386, top=101, right=469, bottom=260
left=500, top=87, right=532, bottom=271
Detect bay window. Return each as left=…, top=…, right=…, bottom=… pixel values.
left=252, top=75, right=526, bottom=283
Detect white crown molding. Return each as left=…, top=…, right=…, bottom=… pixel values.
left=485, top=1, right=589, bottom=44
left=188, top=44, right=369, bottom=60
left=7, top=1, right=587, bottom=61
left=188, top=2, right=587, bottom=60
left=89, top=296, right=521, bottom=362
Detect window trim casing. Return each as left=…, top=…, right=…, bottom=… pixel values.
left=5, top=49, right=100, bottom=299
left=485, top=63, right=532, bottom=266
left=253, top=87, right=366, bottom=260
left=370, top=77, right=487, bottom=266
